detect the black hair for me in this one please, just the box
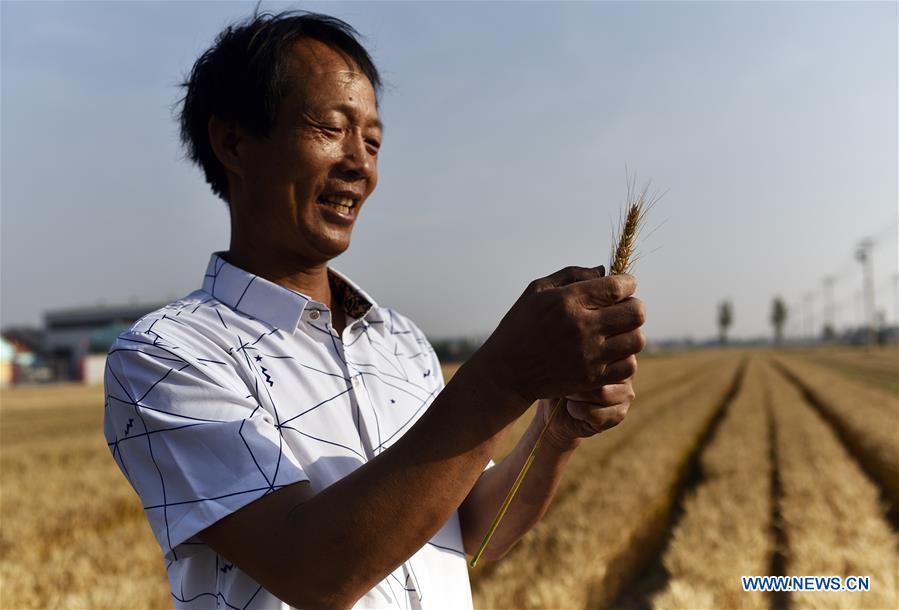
[176,9,382,201]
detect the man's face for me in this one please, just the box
[233,39,381,264]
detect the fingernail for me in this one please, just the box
[595,265,606,277]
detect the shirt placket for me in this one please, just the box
[344,319,426,606]
[339,320,382,461]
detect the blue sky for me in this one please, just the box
[2,1,896,342]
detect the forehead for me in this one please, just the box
[283,38,376,106]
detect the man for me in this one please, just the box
[103,9,645,610]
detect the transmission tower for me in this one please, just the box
[855,239,876,344]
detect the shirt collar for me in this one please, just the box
[201,251,382,333]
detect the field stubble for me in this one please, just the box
[473,350,899,609]
[766,363,898,609]
[471,354,745,608]
[645,357,773,610]
[0,384,170,609]
[774,354,899,515]
[793,346,898,395]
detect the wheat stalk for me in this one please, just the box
[469,176,656,568]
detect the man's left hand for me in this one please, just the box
[538,354,638,451]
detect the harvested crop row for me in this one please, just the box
[648,357,772,610]
[472,351,741,589]
[469,354,734,588]
[793,348,899,395]
[631,351,729,400]
[773,355,899,511]
[801,350,899,379]
[766,364,898,609]
[805,346,899,373]
[472,355,744,609]
[535,353,741,510]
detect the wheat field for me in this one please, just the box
[1,347,897,609]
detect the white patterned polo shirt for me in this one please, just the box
[103,251,477,610]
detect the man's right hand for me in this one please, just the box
[474,265,646,408]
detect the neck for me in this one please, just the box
[222,247,335,310]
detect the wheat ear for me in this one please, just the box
[610,203,642,274]
[610,174,655,274]
[468,179,654,568]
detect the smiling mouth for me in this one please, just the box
[318,194,358,215]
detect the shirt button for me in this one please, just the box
[309,310,320,320]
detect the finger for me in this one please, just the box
[566,401,629,432]
[566,274,636,308]
[533,265,605,291]
[568,382,634,407]
[599,356,637,384]
[597,298,646,335]
[600,328,646,363]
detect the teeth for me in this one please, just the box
[334,204,351,214]
[321,195,356,208]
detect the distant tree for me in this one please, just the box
[876,310,888,345]
[718,300,733,345]
[770,297,788,345]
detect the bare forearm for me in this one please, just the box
[458,406,579,560]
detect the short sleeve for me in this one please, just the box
[103,331,308,561]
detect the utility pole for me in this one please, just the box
[853,290,863,329]
[822,275,836,339]
[893,272,899,328]
[855,239,876,345]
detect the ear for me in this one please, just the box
[207,115,246,179]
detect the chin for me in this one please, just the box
[309,231,352,261]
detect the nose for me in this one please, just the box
[337,129,376,182]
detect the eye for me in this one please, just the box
[365,138,381,155]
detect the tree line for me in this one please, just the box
[717,297,788,345]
